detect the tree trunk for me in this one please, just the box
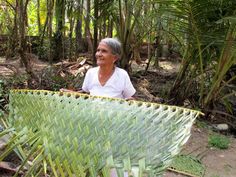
[75,0,83,54]
[84,0,93,52]
[48,0,54,63]
[37,0,41,35]
[154,36,161,68]
[93,0,99,65]
[75,19,83,53]
[54,0,65,61]
[68,4,75,61]
[6,0,18,59]
[18,0,38,84]
[107,17,113,37]
[39,15,48,55]
[132,44,142,64]
[102,16,106,39]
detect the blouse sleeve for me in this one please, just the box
[82,69,91,93]
[122,72,136,99]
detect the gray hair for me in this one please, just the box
[100,38,121,59]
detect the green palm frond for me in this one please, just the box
[2,89,202,176]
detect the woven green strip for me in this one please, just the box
[8,89,202,176]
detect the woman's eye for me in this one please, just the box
[96,49,108,53]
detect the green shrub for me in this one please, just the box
[208,134,230,149]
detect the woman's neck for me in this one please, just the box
[99,65,115,75]
[98,65,115,86]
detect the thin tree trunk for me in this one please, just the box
[37,0,41,35]
[154,19,162,68]
[18,0,38,84]
[48,0,54,63]
[98,23,102,41]
[107,17,113,37]
[132,44,142,64]
[102,16,106,39]
[69,16,75,60]
[93,0,99,65]
[75,0,83,54]
[75,19,83,53]
[84,0,93,52]
[39,15,48,52]
[6,0,18,59]
[54,0,65,61]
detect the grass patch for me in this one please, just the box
[208,134,230,149]
[170,155,205,177]
[210,175,220,177]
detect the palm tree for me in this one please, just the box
[166,0,236,117]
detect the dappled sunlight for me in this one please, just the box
[159,61,180,74]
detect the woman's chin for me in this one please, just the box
[97,62,105,66]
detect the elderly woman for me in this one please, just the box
[62,38,136,177]
[61,38,136,99]
[82,38,135,99]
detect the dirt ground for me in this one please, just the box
[164,125,236,177]
[1,57,236,177]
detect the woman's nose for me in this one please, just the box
[96,51,102,56]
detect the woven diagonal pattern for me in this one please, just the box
[9,89,202,176]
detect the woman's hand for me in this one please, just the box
[59,88,74,92]
[125,97,135,101]
[60,88,87,94]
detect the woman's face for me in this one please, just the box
[96,42,117,67]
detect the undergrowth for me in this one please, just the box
[208,133,230,149]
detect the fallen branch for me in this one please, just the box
[167,167,201,177]
[0,63,19,74]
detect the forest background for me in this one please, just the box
[0,0,235,128]
[0,0,236,176]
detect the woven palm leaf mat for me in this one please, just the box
[7,89,203,176]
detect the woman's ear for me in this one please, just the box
[113,56,118,63]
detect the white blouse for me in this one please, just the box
[82,67,136,99]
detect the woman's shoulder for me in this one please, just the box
[87,66,99,74]
[114,67,130,81]
[115,67,128,75]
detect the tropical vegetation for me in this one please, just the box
[0,0,236,176]
[0,0,235,117]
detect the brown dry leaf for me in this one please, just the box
[0,161,23,174]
